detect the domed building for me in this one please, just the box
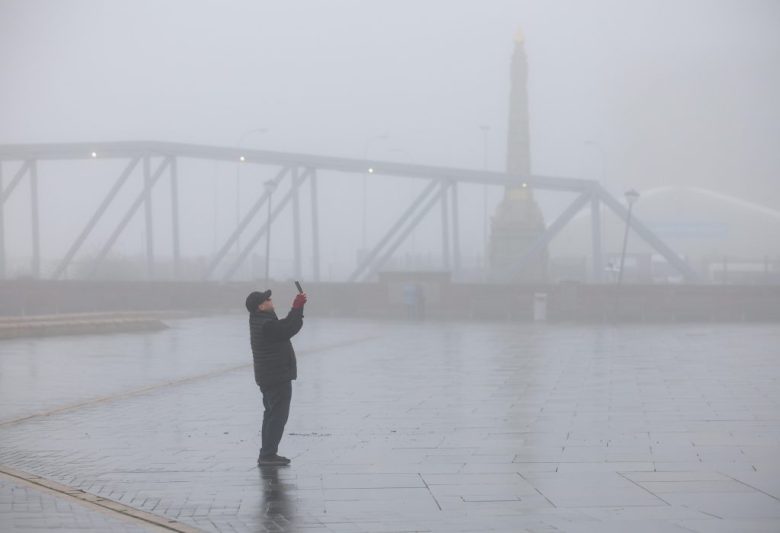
[549,186,780,283]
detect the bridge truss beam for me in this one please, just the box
[0,142,699,283]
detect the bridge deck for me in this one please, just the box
[0,140,595,191]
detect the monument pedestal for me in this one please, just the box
[489,187,547,283]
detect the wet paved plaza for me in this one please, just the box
[1,315,780,532]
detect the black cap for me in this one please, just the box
[245,290,272,312]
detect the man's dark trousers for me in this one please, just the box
[260,381,292,457]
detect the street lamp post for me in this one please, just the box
[617,189,640,285]
[235,128,269,255]
[480,125,491,274]
[361,134,388,255]
[264,179,277,288]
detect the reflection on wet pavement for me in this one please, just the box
[257,466,295,532]
[1,317,780,531]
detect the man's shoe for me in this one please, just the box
[257,454,291,466]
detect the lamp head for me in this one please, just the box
[625,189,640,205]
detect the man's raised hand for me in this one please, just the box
[292,293,307,309]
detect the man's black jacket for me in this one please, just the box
[249,307,303,390]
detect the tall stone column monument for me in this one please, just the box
[489,29,548,283]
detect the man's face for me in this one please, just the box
[259,298,274,312]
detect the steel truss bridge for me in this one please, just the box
[0,141,699,283]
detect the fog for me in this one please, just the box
[1,0,779,282]
[3,5,780,527]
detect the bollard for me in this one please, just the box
[533,292,547,321]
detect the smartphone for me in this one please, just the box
[295,281,303,294]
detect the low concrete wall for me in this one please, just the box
[0,312,169,339]
[0,280,778,322]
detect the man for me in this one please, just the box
[246,289,307,466]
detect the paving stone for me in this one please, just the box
[1,318,779,531]
[0,474,153,532]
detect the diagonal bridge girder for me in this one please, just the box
[364,180,450,282]
[349,179,441,282]
[88,157,172,278]
[221,168,311,282]
[51,156,141,280]
[203,166,291,280]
